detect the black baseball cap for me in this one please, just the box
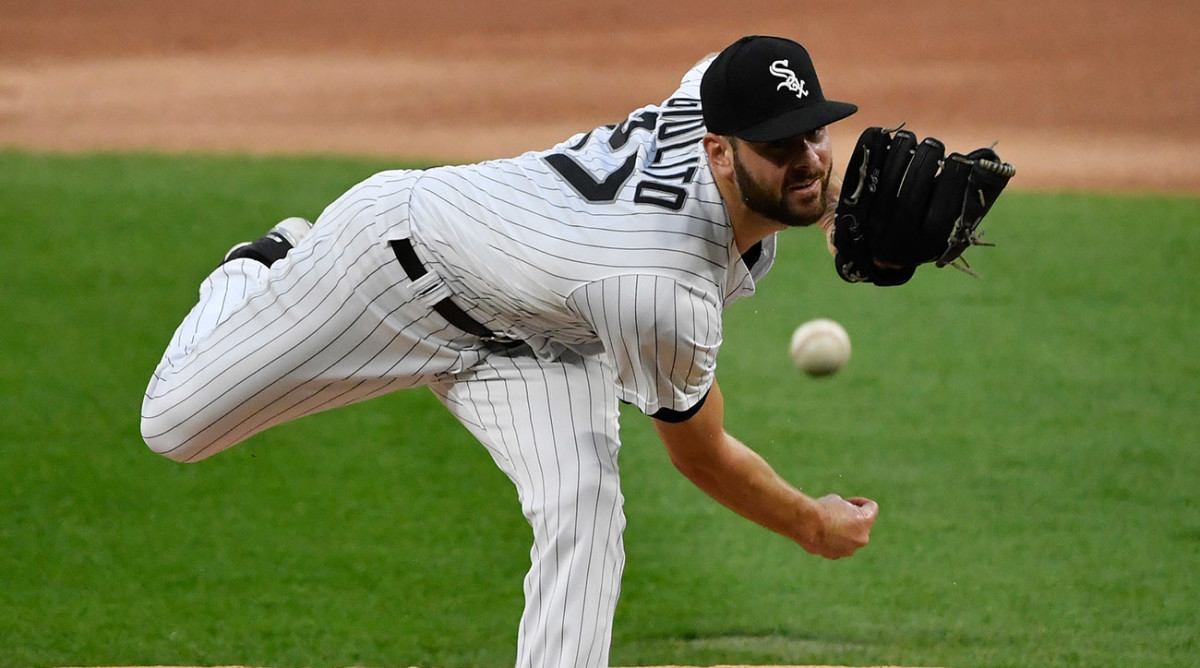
[701,35,857,142]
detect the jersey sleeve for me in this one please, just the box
[566,274,722,417]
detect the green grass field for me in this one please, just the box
[1,150,1197,668]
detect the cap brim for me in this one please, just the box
[732,101,858,142]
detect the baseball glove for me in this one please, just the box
[831,125,1016,286]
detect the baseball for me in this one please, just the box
[789,318,851,377]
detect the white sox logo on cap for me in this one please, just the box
[769,59,808,99]
[701,35,857,141]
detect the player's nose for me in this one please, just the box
[791,137,821,167]
[787,148,822,179]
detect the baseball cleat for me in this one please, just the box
[223,217,313,266]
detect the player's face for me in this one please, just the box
[731,128,833,227]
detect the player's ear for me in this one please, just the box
[703,134,735,177]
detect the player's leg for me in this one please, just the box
[142,177,481,462]
[431,348,625,668]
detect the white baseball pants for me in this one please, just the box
[141,177,627,668]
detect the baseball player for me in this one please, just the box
[142,36,880,668]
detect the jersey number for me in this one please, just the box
[544,111,690,212]
[543,153,637,203]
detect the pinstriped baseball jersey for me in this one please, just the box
[373,56,777,415]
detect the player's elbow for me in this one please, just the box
[667,452,713,491]
[661,428,731,486]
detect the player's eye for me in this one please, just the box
[757,140,792,159]
[774,129,827,155]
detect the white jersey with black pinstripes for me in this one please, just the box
[378,55,776,416]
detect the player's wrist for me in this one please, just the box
[791,494,831,553]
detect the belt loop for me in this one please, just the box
[389,239,518,345]
[409,272,454,308]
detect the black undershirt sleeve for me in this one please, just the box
[649,387,711,423]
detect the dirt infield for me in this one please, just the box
[2,0,1198,193]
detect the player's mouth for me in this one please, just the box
[787,178,820,195]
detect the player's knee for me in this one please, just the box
[142,418,196,463]
[581,472,623,510]
[550,469,625,530]
[140,410,224,463]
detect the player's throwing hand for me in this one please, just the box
[808,494,880,559]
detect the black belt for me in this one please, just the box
[389,239,515,344]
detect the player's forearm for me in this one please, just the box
[667,429,828,549]
[653,384,828,550]
[655,381,876,559]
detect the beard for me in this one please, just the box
[732,153,830,228]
